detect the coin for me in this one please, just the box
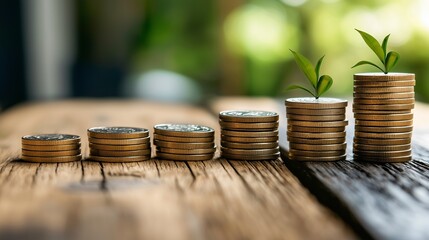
[353,86,414,93]
[353,149,411,157]
[220,121,278,130]
[353,92,414,99]
[288,149,345,157]
[157,147,217,155]
[285,97,348,109]
[22,149,81,157]
[22,134,80,145]
[21,154,82,163]
[355,119,413,127]
[355,126,413,133]
[353,137,411,145]
[289,142,346,151]
[87,127,149,139]
[154,124,214,138]
[287,131,346,139]
[154,134,213,143]
[89,143,150,151]
[353,109,412,114]
[154,140,215,149]
[90,149,151,157]
[354,113,413,121]
[288,137,345,145]
[353,80,415,87]
[286,108,345,115]
[286,113,345,121]
[287,125,345,133]
[222,152,280,161]
[288,120,348,127]
[353,155,412,163]
[221,147,279,155]
[221,141,278,149]
[354,131,412,139]
[22,143,80,151]
[353,103,414,111]
[89,155,151,162]
[221,129,278,137]
[353,144,411,151]
[221,135,278,143]
[354,73,415,81]
[156,152,214,161]
[353,98,415,105]
[88,137,150,145]
[288,154,346,161]
[219,110,279,123]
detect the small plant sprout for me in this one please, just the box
[288,50,333,99]
[352,29,400,74]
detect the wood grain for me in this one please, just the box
[0,99,354,240]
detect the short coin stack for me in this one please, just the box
[21,134,82,163]
[219,110,280,161]
[353,73,415,162]
[154,124,215,161]
[286,98,348,161]
[88,127,151,162]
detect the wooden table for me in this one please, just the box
[0,98,428,240]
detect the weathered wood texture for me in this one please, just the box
[211,97,429,240]
[0,99,354,240]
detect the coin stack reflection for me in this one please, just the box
[220,110,280,161]
[154,124,216,161]
[88,127,151,162]
[286,98,348,161]
[353,73,415,162]
[21,134,82,163]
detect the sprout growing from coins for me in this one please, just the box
[352,29,400,74]
[287,50,333,99]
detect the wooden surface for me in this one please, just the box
[0,99,355,240]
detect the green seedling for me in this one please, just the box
[287,50,333,99]
[352,29,400,74]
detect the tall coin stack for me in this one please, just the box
[88,127,151,162]
[353,73,415,162]
[154,124,216,161]
[21,134,82,163]
[286,98,348,161]
[219,110,280,161]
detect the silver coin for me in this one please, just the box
[88,127,149,134]
[154,124,214,133]
[22,134,80,141]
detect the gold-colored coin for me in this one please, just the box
[154,140,215,149]
[219,110,279,123]
[22,134,80,146]
[355,126,413,133]
[353,149,411,157]
[154,124,214,138]
[353,92,414,99]
[353,98,415,105]
[353,137,411,145]
[287,131,346,139]
[288,154,346,162]
[353,155,412,163]
[286,108,345,116]
[289,142,346,151]
[354,80,415,87]
[221,129,278,138]
[354,113,413,121]
[353,103,414,111]
[221,152,280,161]
[353,143,411,151]
[288,120,348,128]
[22,149,81,157]
[90,149,151,157]
[288,137,345,145]
[221,135,278,143]
[221,147,279,155]
[354,73,414,81]
[354,131,412,139]
[286,113,345,121]
[89,143,150,151]
[288,149,345,157]
[353,86,414,93]
[285,97,347,109]
[156,152,214,161]
[87,127,149,139]
[355,119,413,127]
[287,125,345,133]
[353,109,412,114]
[22,143,80,151]
[157,147,216,155]
[21,154,82,163]
[220,121,278,130]
[89,137,150,145]
[154,134,213,143]
[88,155,151,162]
[221,141,278,149]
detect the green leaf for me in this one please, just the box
[315,55,325,80]
[352,60,385,73]
[385,51,400,73]
[286,84,316,98]
[356,29,385,64]
[316,75,333,98]
[290,50,317,88]
[381,34,390,58]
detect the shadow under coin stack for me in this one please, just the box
[88,127,151,162]
[286,98,348,161]
[21,134,82,163]
[154,124,216,161]
[353,73,415,162]
[220,110,280,161]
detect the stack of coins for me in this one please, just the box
[154,124,215,161]
[21,134,82,163]
[353,73,415,162]
[286,98,348,161]
[88,127,151,162]
[219,110,280,161]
